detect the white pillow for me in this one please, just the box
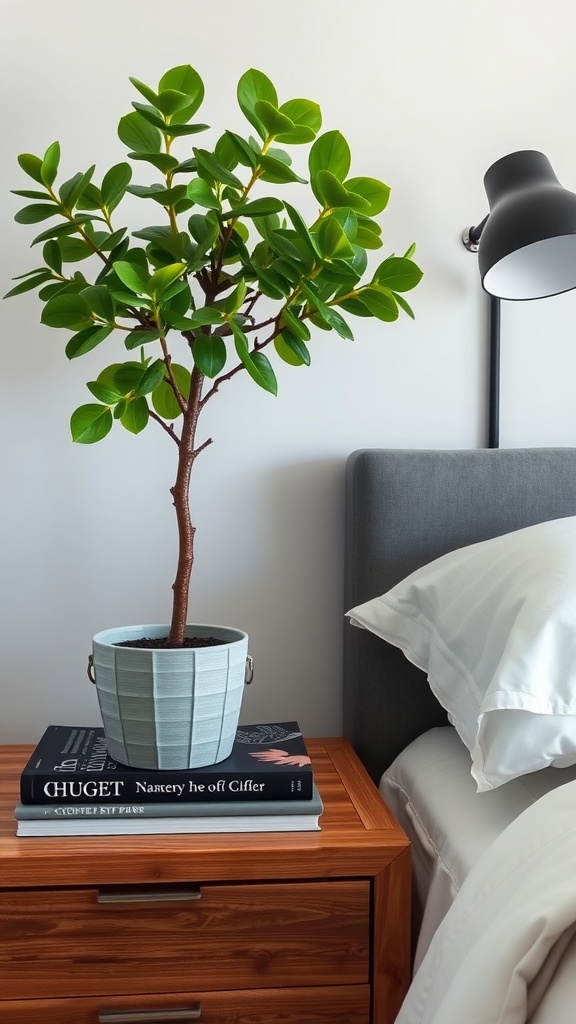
[346,516,576,791]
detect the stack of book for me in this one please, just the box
[15,722,323,836]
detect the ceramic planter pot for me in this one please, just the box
[90,623,250,770]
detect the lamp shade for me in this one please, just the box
[478,150,576,300]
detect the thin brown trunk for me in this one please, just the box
[168,367,205,644]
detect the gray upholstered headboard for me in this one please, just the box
[343,448,576,784]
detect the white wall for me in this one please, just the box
[2,0,576,743]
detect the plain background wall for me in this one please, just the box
[2,0,576,743]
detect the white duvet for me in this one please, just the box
[396,777,576,1024]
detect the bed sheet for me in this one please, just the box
[380,725,576,971]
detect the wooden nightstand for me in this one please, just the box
[0,737,410,1024]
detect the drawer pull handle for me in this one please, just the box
[97,888,201,904]
[99,1007,201,1023]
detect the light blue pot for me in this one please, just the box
[91,624,249,770]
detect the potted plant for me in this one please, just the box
[6,63,422,770]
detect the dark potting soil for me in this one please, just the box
[115,636,226,650]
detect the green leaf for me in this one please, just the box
[299,280,354,340]
[71,404,113,443]
[41,293,92,329]
[357,285,399,321]
[11,188,50,200]
[17,153,44,184]
[113,260,150,295]
[118,111,161,153]
[280,307,311,341]
[314,171,371,212]
[129,76,159,107]
[65,325,113,358]
[121,396,149,434]
[87,380,123,403]
[129,151,180,174]
[345,176,390,216]
[275,331,311,366]
[279,98,322,135]
[254,100,297,138]
[152,363,191,418]
[158,65,205,118]
[3,271,52,298]
[223,131,258,168]
[124,328,161,350]
[394,292,416,319]
[193,333,227,377]
[41,141,61,187]
[373,256,423,292]
[283,203,320,257]
[223,197,284,220]
[258,154,307,185]
[308,130,351,182]
[60,165,96,211]
[153,89,192,118]
[237,68,278,140]
[218,279,247,316]
[57,236,93,263]
[14,203,59,224]
[193,148,244,189]
[187,307,224,327]
[80,285,116,321]
[231,321,278,394]
[98,227,128,253]
[113,363,145,395]
[148,263,186,299]
[101,163,132,210]
[135,358,165,396]
[186,177,221,210]
[404,242,416,259]
[317,216,355,260]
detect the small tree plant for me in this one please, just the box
[6,64,422,647]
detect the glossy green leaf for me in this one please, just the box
[87,380,123,403]
[218,279,246,315]
[124,328,161,350]
[255,266,291,299]
[135,358,165,397]
[193,148,243,190]
[237,68,278,139]
[275,331,311,366]
[76,182,102,211]
[14,203,59,224]
[152,363,191,418]
[345,176,390,216]
[17,153,44,184]
[404,242,416,259]
[158,65,205,117]
[223,131,258,168]
[121,396,149,434]
[11,188,50,200]
[299,280,354,340]
[71,404,113,443]
[57,236,92,263]
[280,307,311,341]
[394,292,415,319]
[3,271,52,298]
[101,163,132,210]
[154,89,192,118]
[41,141,61,187]
[65,325,113,358]
[113,260,150,295]
[41,293,92,329]
[314,171,371,212]
[187,307,224,327]
[317,216,355,260]
[231,321,277,394]
[254,100,297,138]
[98,227,128,253]
[61,166,96,211]
[373,256,423,292]
[186,177,221,210]
[355,217,384,250]
[147,263,186,299]
[80,285,116,321]
[113,363,145,395]
[193,333,227,377]
[129,151,179,174]
[357,285,399,321]
[308,130,351,182]
[223,197,284,220]
[283,203,320,257]
[279,98,322,134]
[129,76,159,107]
[118,111,161,153]
[258,154,307,185]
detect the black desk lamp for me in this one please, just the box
[462,150,576,447]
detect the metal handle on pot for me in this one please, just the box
[88,653,96,684]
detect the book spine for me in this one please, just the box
[20,770,313,805]
[15,789,322,820]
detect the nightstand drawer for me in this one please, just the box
[0,882,370,999]
[0,984,371,1023]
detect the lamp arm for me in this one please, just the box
[462,214,489,252]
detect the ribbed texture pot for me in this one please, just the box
[92,624,249,769]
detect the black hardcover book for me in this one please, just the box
[20,723,314,805]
